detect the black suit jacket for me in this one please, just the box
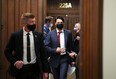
[72,33,80,54]
[4,29,49,77]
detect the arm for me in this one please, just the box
[4,33,17,65]
[67,31,77,63]
[39,33,49,72]
[44,32,57,54]
[67,30,72,53]
[4,32,25,69]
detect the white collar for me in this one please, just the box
[56,28,64,33]
[23,27,33,36]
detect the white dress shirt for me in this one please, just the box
[56,29,66,55]
[23,28,36,64]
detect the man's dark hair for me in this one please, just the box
[55,16,64,22]
[45,16,53,23]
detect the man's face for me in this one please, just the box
[47,21,51,27]
[27,18,36,25]
[25,18,36,31]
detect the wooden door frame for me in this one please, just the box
[80,0,103,79]
[0,0,2,69]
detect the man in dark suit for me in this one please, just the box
[4,13,49,79]
[44,16,72,79]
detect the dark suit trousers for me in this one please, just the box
[51,56,69,79]
[16,63,40,79]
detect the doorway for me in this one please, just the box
[46,0,80,38]
[1,0,103,79]
[46,0,80,79]
[46,0,103,79]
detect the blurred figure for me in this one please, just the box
[43,16,54,79]
[43,16,53,40]
[44,16,72,79]
[72,22,81,79]
[4,13,49,79]
[73,23,81,54]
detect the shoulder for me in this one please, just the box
[44,30,56,38]
[32,30,44,38]
[43,26,47,30]
[33,30,42,35]
[51,29,56,32]
[64,29,71,33]
[7,29,23,40]
[48,29,56,34]
[11,29,23,36]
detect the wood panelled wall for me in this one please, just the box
[1,0,45,79]
[47,0,80,38]
[47,0,80,15]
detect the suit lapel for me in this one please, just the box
[54,30,59,46]
[64,30,68,47]
[32,31,38,53]
[18,30,23,59]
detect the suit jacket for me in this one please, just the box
[4,29,49,77]
[72,33,80,54]
[44,29,72,68]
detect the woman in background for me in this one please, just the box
[72,23,81,79]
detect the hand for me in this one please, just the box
[70,62,76,66]
[48,57,50,62]
[15,60,24,69]
[69,52,77,58]
[43,72,48,79]
[77,29,80,33]
[56,47,65,53]
[76,36,80,40]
